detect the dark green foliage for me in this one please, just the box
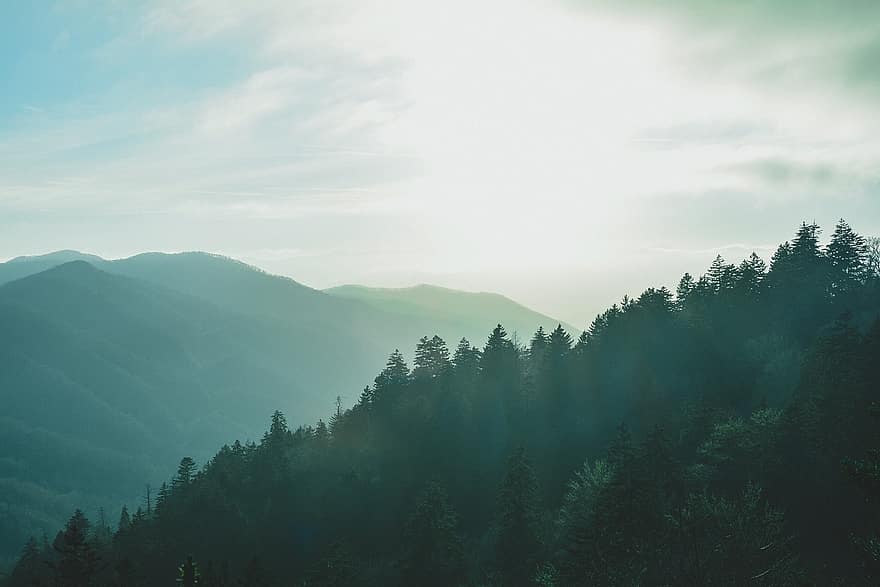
[0,252,571,562]
[6,538,47,587]
[400,483,464,586]
[496,448,542,586]
[117,506,130,532]
[6,219,880,586]
[413,335,452,380]
[172,457,197,492]
[49,510,99,587]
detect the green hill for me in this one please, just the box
[0,254,575,563]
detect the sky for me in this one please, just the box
[2,0,880,326]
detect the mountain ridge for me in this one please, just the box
[0,253,577,563]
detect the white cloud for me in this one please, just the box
[4,0,880,323]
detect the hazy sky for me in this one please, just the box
[2,1,880,326]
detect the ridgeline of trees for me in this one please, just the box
[4,220,880,586]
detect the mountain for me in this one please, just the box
[0,261,314,559]
[326,284,578,344]
[0,251,576,360]
[0,250,109,285]
[0,253,575,564]
[5,220,879,585]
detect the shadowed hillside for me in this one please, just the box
[0,255,571,565]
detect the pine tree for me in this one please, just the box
[867,237,880,280]
[172,457,197,492]
[736,252,767,298]
[452,338,481,384]
[155,482,170,516]
[547,325,572,362]
[670,484,797,584]
[792,221,821,259]
[262,410,290,447]
[497,448,542,586]
[557,459,613,581]
[373,349,409,401]
[707,255,727,292]
[400,482,464,586]
[827,218,868,296]
[413,335,451,379]
[357,385,374,407]
[543,325,573,417]
[51,510,98,587]
[844,402,880,580]
[481,324,518,385]
[675,272,695,309]
[118,505,131,532]
[93,507,112,549]
[314,419,329,443]
[8,537,45,587]
[529,327,549,370]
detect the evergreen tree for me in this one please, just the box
[792,221,821,259]
[373,349,409,401]
[172,457,197,492]
[314,419,329,443]
[827,218,868,296]
[11,218,880,586]
[117,506,131,532]
[413,335,451,379]
[675,272,695,308]
[357,385,374,407]
[556,459,613,581]
[707,255,730,292]
[482,324,516,376]
[497,448,542,586]
[8,537,45,587]
[400,483,464,586]
[736,252,767,298]
[867,236,880,280]
[156,482,170,516]
[452,338,481,384]
[670,484,798,585]
[51,510,98,587]
[262,410,290,448]
[528,327,549,371]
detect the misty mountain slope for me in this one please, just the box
[0,262,322,557]
[0,256,577,563]
[326,283,579,343]
[0,250,576,359]
[0,251,109,286]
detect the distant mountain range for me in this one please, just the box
[0,251,573,562]
[325,283,579,343]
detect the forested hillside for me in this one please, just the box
[4,220,880,586]
[0,253,568,568]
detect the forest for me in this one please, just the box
[3,219,880,586]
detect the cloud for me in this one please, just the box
[726,158,847,188]
[4,0,880,323]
